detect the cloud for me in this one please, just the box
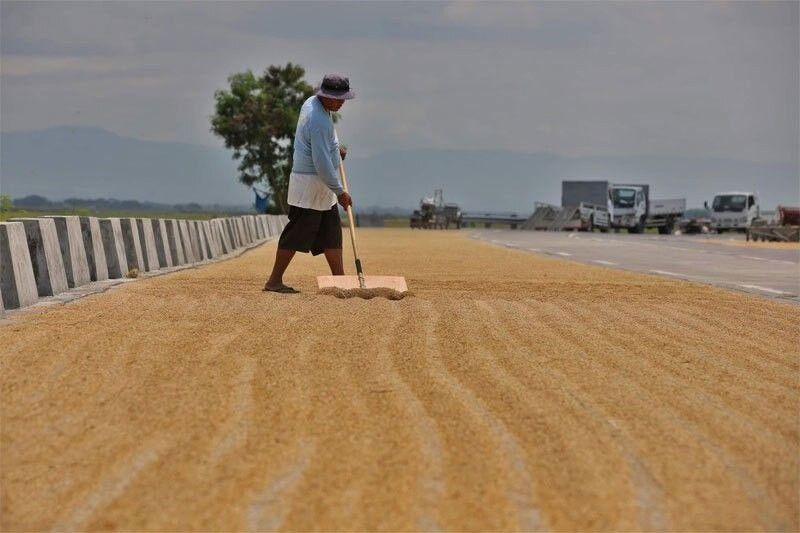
[0,0,797,169]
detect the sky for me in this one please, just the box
[1,1,798,196]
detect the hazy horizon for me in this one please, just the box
[2,1,798,211]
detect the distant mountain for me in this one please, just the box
[0,126,251,206]
[1,126,797,214]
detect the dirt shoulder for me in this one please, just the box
[1,229,797,530]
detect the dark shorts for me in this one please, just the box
[278,205,342,256]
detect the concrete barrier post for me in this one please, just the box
[249,215,257,241]
[0,222,39,309]
[119,218,145,273]
[151,219,173,268]
[259,215,272,239]
[136,219,160,272]
[178,220,196,263]
[267,215,279,237]
[10,218,69,297]
[198,221,212,259]
[99,218,129,279]
[237,218,249,245]
[214,220,232,254]
[48,216,91,288]
[201,221,217,258]
[186,221,202,261]
[247,216,257,241]
[255,216,264,239]
[225,219,239,249]
[79,217,109,282]
[193,221,208,261]
[166,220,186,265]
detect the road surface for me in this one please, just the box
[2,229,798,530]
[473,230,800,303]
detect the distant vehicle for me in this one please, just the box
[704,191,760,233]
[410,189,462,229]
[562,181,686,234]
[747,205,800,242]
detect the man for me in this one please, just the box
[263,74,355,293]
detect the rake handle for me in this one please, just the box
[338,158,366,289]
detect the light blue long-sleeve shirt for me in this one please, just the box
[291,96,343,195]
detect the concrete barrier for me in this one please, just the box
[250,215,258,240]
[226,219,235,249]
[225,218,242,250]
[120,218,145,272]
[267,216,280,237]
[79,217,109,282]
[151,219,173,268]
[48,216,91,288]
[136,219,160,272]
[198,221,212,259]
[0,222,38,309]
[256,216,265,239]
[213,219,232,254]
[193,221,208,261]
[10,218,69,298]
[99,218,129,279]
[178,220,196,263]
[201,221,218,258]
[247,215,257,241]
[186,221,202,261]
[255,215,265,239]
[235,218,249,245]
[259,215,273,239]
[165,220,186,265]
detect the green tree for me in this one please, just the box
[211,63,329,214]
[0,194,12,218]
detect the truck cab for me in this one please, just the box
[607,185,648,232]
[706,191,760,232]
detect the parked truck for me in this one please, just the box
[703,191,761,233]
[562,180,686,234]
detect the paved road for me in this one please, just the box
[472,230,800,303]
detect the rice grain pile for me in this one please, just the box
[1,228,797,531]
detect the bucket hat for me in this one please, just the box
[315,74,355,100]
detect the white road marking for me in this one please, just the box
[742,255,796,265]
[593,260,617,266]
[649,269,684,277]
[555,252,572,257]
[738,284,789,295]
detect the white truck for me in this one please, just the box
[704,191,761,233]
[563,181,686,234]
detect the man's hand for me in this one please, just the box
[337,192,352,209]
[340,145,348,161]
